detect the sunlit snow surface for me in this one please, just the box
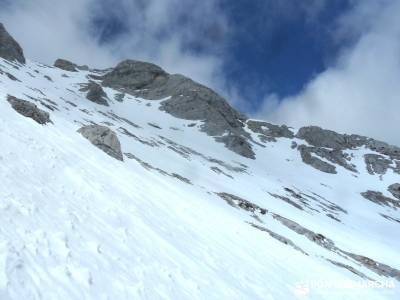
[0,58,399,299]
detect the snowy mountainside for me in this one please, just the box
[0,24,399,299]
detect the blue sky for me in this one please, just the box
[89,0,351,111]
[1,0,400,145]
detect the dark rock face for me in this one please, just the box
[309,146,357,172]
[0,23,25,64]
[247,120,294,142]
[54,59,78,72]
[342,252,400,280]
[297,126,351,149]
[102,60,168,90]
[216,192,267,215]
[80,82,109,106]
[7,95,51,124]
[296,126,400,175]
[364,154,392,175]
[297,126,400,159]
[388,183,400,200]
[272,214,337,250]
[250,223,308,255]
[215,134,255,159]
[298,145,337,174]
[102,60,255,159]
[361,190,399,209]
[78,125,123,161]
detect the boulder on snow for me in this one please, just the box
[80,82,109,106]
[78,125,123,161]
[388,183,400,200]
[54,58,79,72]
[0,23,25,64]
[7,95,51,124]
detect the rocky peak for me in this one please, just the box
[102,59,168,91]
[54,58,89,72]
[0,23,25,64]
[102,60,255,159]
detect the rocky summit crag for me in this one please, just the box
[0,23,25,64]
[102,59,254,158]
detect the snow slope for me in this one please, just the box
[0,57,399,299]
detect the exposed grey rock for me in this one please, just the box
[361,190,399,210]
[272,214,337,251]
[247,120,294,142]
[0,23,25,64]
[268,192,305,211]
[108,112,141,128]
[298,145,337,174]
[158,136,248,173]
[388,183,400,200]
[124,152,191,184]
[249,223,308,255]
[342,252,400,280]
[80,82,109,106]
[7,95,51,125]
[78,125,123,161]
[297,126,400,160]
[77,65,89,71]
[215,134,255,159]
[216,192,267,215]
[54,59,78,72]
[291,141,297,149]
[118,127,159,147]
[380,214,400,224]
[114,93,125,102]
[210,166,234,179]
[148,122,161,129]
[326,259,370,279]
[364,154,392,175]
[5,72,20,81]
[124,152,168,175]
[102,59,168,91]
[312,147,357,172]
[297,126,351,149]
[366,139,400,160]
[102,60,254,159]
[171,173,192,185]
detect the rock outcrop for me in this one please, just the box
[54,59,79,72]
[364,154,392,175]
[0,23,25,64]
[388,183,400,200]
[80,82,109,106]
[297,126,400,159]
[78,125,123,161]
[361,190,399,209]
[102,60,168,91]
[247,120,294,142]
[7,95,51,124]
[296,126,400,175]
[102,60,255,159]
[298,145,337,174]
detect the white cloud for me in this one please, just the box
[260,0,400,146]
[0,0,227,89]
